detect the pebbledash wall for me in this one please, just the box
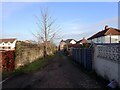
[15,41,44,69]
[93,43,120,86]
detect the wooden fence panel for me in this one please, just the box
[72,48,92,71]
[1,50,15,72]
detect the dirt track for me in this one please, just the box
[2,52,106,89]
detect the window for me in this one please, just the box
[2,47,5,49]
[8,47,11,49]
[8,42,11,45]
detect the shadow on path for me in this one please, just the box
[3,51,106,89]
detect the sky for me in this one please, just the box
[1,1,119,45]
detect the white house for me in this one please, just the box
[65,39,76,44]
[59,39,77,51]
[65,39,77,51]
[87,26,120,43]
[0,38,17,51]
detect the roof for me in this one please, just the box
[60,39,66,43]
[0,38,16,43]
[65,39,76,44]
[68,44,81,48]
[87,27,120,40]
[77,38,88,44]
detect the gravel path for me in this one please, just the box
[2,52,105,89]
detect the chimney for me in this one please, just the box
[105,25,108,30]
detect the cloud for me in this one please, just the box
[0,32,33,40]
[61,19,84,35]
[94,17,118,28]
[80,17,118,39]
[85,17,118,33]
[61,17,118,40]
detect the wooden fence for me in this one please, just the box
[0,50,15,71]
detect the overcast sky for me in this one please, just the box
[1,1,119,45]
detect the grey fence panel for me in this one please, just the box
[86,49,92,71]
[84,48,87,69]
[72,49,74,60]
[71,48,92,71]
[75,49,77,62]
[77,49,79,63]
[81,49,84,67]
[74,49,76,61]
[78,49,81,64]
[76,49,78,62]
[73,49,75,61]
[74,48,76,62]
[80,48,82,65]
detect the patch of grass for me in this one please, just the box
[2,54,55,79]
[22,55,54,73]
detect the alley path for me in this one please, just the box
[3,52,105,89]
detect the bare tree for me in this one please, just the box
[32,8,61,57]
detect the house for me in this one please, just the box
[59,39,77,51]
[65,39,76,45]
[0,38,17,51]
[87,26,120,43]
[59,40,66,51]
[77,37,88,44]
[64,39,77,52]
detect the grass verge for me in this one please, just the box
[2,54,55,80]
